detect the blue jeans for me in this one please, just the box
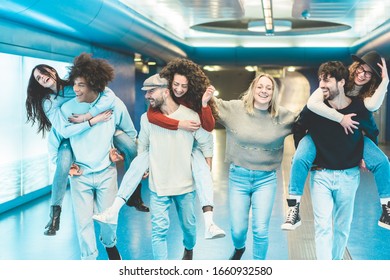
[113,132,137,171]
[228,164,277,260]
[310,167,360,260]
[117,148,214,207]
[70,165,118,260]
[51,138,73,206]
[363,137,390,198]
[289,135,390,198]
[150,190,196,260]
[191,147,214,207]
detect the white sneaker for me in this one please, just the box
[205,223,226,239]
[92,207,118,225]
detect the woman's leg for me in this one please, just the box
[281,134,317,230]
[113,132,149,212]
[191,148,225,239]
[45,138,73,236]
[251,170,277,260]
[228,164,251,260]
[362,136,390,230]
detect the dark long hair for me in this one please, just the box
[159,58,219,120]
[25,64,71,137]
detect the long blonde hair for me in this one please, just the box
[241,73,279,117]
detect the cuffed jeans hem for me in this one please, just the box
[81,250,98,260]
[100,236,117,249]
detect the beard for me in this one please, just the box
[149,97,164,108]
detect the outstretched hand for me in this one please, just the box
[202,85,215,107]
[340,113,359,134]
[379,57,388,80]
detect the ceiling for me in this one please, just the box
[120,0,389,48]
[0,0,389,67]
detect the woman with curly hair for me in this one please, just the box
[94,58,226,241]
[281,50,390,231]
[147,58,224,240]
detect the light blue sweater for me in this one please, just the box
[60,94,137,174]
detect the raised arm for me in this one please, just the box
[307,87,359,134]
[363,57,389,111]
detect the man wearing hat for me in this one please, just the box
[139,73,213,260]
[282,51,390,232]
[293,61,379,259]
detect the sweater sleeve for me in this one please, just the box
[194,128,214,158]
[137,114,150,154]
[307,87,344,123]
[147,107,179,130]
[44,98,90,139]
[88,87,116,117]
[363,77,389,111]
[198,105,215,132]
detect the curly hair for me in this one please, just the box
[345,61,381,100]
[26,64,72,137]
[68,53,115,93]
[159,58,218,120]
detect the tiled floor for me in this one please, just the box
[0,130,389,260]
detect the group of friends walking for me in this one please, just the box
[25,50,389,260]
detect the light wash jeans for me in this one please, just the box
[117,147,214,207]
[70,165,118,260]
[51,138,73,206]
[289,135,390,198]
[310,167,360,260]
[150,190,196,260]
[50,133,136,206]
[228,163,277,260]
[113,132,137,171]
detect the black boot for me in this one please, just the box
[182,248,193,260]
[229,247,245,260]
[126,183,150,212]
[44,205,61,236]
[106,245,121,260]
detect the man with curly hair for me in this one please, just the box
[60,53,137,260]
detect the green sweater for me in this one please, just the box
[216,98,297,171]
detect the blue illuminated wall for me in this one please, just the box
[0,53,71,209]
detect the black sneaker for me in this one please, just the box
[378,202,390,230]
[281,199,302,231]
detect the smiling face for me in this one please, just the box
[353,63,373,86]
[33,67,57,91]
[171,74,189,98]
[319,73,343,100]
[145,87,166,108]
[253,76,274,110]
[73,77,97,103]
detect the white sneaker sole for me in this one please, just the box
[205,232,226,239]
[92,214,117,225]
[281,220,302,231]
[378,221,390,230]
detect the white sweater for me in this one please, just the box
[138,105,213,196]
